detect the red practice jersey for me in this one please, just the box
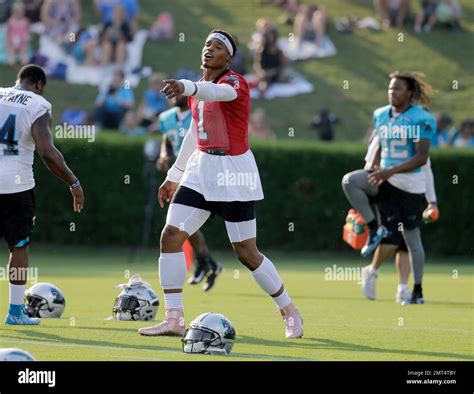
[189,70,250,155]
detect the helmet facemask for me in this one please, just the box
[182,326,225,354]
[24,293,49,318]
[24,283,66,318]
[112,275,159,321]
[182,313,236,355]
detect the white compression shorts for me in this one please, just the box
[166,203,257,243]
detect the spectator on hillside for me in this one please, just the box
[149,11,174,41]
[293,4,327,47]
[23,0,43,23]
[276,0,300,13]
[41,0,81,43]
[452,120,474,148]
[431,113,452,148]
[99,4,131,65]
[6,2,30,67]
[70,27,99,65]
[434,0,462,30]
[254,27,288,96]
[374,0,411,28]
[230,36,247,75]
[415,0,462,33]
[94,69,134,130]
[137,73,167,132]
[414,0,437,33]
[0,0,14,23]
[249,108,276,139]
[94,0,139,34]
[248,17,274,54]
[311,108,338,141]
[120,110,147,135]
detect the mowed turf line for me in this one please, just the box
[0,246,472,361]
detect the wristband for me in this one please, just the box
[69,179,81,189]
[180,79,198,96]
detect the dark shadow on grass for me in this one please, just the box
[309,338,474,361]
[0,330,182,354]
[405,27,474,75]
[238,334,473,360]
[237,293,474,307]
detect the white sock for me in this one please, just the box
[164,292,183,309]
[159,252,187,290]
[369,266,378,275]
[251,256,285,296]
[398,283,409,292]
[9,283,26,305]
[272,289,292,309]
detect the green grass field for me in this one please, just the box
[0,245,472,361]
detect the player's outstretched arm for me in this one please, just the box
[31,112,84,213]
[162,79,237,102]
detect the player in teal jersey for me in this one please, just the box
[156,95,222,292]
[343,71,435,305]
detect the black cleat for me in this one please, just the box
[187,261,209,285]
[402,292,424,305]
[202,262,223,292]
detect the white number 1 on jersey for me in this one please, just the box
[197,101,208,140]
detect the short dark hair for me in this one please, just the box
[17,64,47,86]
[209,29,237,56]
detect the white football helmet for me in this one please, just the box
[24,282,65,318]
[113,274,159,321]
[182,312,236,355]
[0,348,36,361]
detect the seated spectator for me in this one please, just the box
[230,36,247,75]
[311,108,338,141]
[276,0,300,13]
[99,4,131,65]
[249,108,276,139]
[452,120,474,148]
[0,0,14,23]
[94,69,134,130]
[293,4,327,47]
[435,0,462,30]
[6,2,29,67]
[248,17,274,54]
[414,0,437,33]
[149,11,174,41]
[137,73,167,132]
[120,110,146,136]
[432,113,452,148]
[274,0,300,25]
[253,28,288,95]
[374,0,411,28]
[70,27,99,65]
[40,0,81,44]
[23,0,43,23]
[94,0,139,34]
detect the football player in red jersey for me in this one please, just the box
[138,30,302,340]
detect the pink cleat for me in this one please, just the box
[280,303,303,339]
[138,308,185,337]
